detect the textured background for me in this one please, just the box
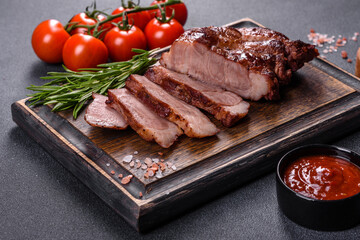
[1,0,360,239]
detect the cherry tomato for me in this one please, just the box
[31,19,70,63]
[149,0,188,25]
[62,34,108,71]
[104,25,147,62]
[112,7,152,30]
[68,13,111,39]
[144,17,184,49]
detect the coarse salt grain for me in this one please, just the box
[123,155,133,163]
[151,163,159,171]
[171,165,177,171]
[155,171,163,179]
[134,151,138,155]
[121,175,133,185]
[106,163,110,167]
[159,162,166,171]
[144,157,152,167]
[341,50,348,59]
[152,158,159,163]
[141,164,147,170]
[148,169,155,177]
[129,161,135,168]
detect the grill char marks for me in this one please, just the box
[145,66,250,127]
[238,27,319,85]
[160,26,318,100]
[84,93,128,130]
[107,89,182,148]
[126,74,219,138]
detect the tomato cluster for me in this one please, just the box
[31,1,187,71]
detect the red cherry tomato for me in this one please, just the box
[144,17,184,49]
[68,13,112,39]
[31,19,70,63]
[104,25,147,62]
[112,7,152,30]
[62,34,108,71]
[149,0,188,25]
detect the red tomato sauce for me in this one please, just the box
[283,155,360,200]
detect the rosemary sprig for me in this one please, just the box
[27,48,158,119]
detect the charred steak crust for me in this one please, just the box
[145,66,250,127]
[160,26,318,100]
[238,27,319,84]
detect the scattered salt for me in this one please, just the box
[148,170,155,177]
[155,171,163,179]
[171,165,177,171]
[134,151,138,155]
[106,163,110,167]
[123,155,133,163]
[152,158,159,163]
[129,161,135,168]
[144,157,152,167]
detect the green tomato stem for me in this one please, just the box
[66,0,183,36]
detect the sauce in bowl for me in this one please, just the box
[283,155,360,200]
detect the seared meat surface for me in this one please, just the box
[84,93,128,130]
[160,26,318,100]
[145,66,250,127]
[107,89,182,148]
[126,74,219,138]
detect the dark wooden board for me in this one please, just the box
[11,18,360,232]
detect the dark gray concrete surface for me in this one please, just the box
[1,0,360,239]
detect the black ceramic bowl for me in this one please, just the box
[276,144,360,231]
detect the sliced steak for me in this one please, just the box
[160,26,318,100]
[107,89,182,148]
[126,74,219,138]
[84,93,128,130]
[145,66,250,127]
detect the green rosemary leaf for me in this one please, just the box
[27,49,158,119]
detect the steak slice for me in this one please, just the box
[145,66,250,127]
[126,74,219,138]
[84,93,128,130]
[160,26,318,100]
[107,89,182,148]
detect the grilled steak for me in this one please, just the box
[126,74,219,138]
[145,66,250,127]
[160,26,318,100]
[107,89,182,148]
[84,93,128,130]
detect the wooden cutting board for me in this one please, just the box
[11,18,360,232]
